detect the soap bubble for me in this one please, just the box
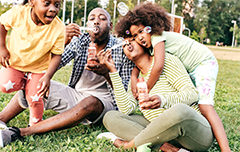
[117,2,129,16]
[144,26,152,33]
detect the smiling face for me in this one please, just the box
[29,0,61,26]
[130,24,152,48]
[87,8,113,44]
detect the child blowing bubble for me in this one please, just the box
[0,0,65,126]
[114,2,231,151]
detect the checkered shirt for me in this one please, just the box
[58,33,135,109]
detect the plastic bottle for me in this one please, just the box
[137,77,149,108]
[87,42,97,64]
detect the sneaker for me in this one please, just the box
[97,132,122,143]
[0,121,7,130]
[18,90,28,109]
[0,126,22,147]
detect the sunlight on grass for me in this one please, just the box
[0,48,239,151]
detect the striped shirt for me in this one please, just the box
[58,33,135,108]
[109,53,200,122]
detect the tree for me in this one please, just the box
[199,27,207,43]
[58,0,100,25]
[230,25,240,46]
[190,30,199,42]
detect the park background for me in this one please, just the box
[0,0,240,151]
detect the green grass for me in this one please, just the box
[0,47,240,151]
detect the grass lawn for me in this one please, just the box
[0,46,239,151]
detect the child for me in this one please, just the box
[114,2,231,152]
[0,0,65,126]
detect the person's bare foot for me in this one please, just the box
[114,139,135,149]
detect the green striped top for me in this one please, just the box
[109,53,200,122]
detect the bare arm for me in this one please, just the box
[147,42,165,91]
[38,54,62,97]
[131,67,140,99]
[0,23,10,67]
[199,104,231,152]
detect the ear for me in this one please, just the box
[29,0,34,7]
[109,22,113,30]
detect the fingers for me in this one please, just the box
[0,57,10,68]
[37,82,49,98]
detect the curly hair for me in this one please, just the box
[22,0,28,5]
[115,2,172,38]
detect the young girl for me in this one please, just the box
[0,0,65,126]
[114,2,231,152]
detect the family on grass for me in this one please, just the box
[0,1,231,151]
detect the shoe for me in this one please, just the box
[0,121,7,130]
[18,90,28,109]
[0,126,22,147]
[97,132,122,143]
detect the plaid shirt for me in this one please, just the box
[59,33,135,108]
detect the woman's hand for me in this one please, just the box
[65,23,82,46]
[97,49,117,73]
[140,95,161,110]
[0,47,10,68]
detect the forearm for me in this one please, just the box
[45,54,62,79]
[147,65,163,91]
[0,23,7,48]
[109,72,137,114]
[199,104,231,152]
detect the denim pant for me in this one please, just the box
[103,104,214,151]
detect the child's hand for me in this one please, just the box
[0,47,10,68]
[37,75,50,98]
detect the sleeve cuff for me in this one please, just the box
[158,95,166,108]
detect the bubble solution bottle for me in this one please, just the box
[137,77,149,108]
[87,42,97,64]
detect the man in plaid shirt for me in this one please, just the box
[0,8,135,147]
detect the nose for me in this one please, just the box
[93,18,100,25]
[49,4,57,13]
[138,34,143,41]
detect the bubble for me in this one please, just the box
[87,21,94,28]
[125,30,130,35]
[117,2,129,16]
[144,26,152,33]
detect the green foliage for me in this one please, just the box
[230,25,240,46]
[190,30,200,42]
[199,27,207,43]
[58,0,100,25]
[0,2,11,15]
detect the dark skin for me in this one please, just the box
[0,8,114,136]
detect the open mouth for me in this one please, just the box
[93,26,100,34]
[128,45,133,52]
[141,40,147,47]
[45,15,55,22]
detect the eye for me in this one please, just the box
[89,17,95,21]
[44,1,50,5]
[55,3,60,9]
[99,15,107,20]
[133,34,137,38]
[129,38,135,42]
[139,29,143,33]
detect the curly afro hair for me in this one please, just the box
[115,2,172,38]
